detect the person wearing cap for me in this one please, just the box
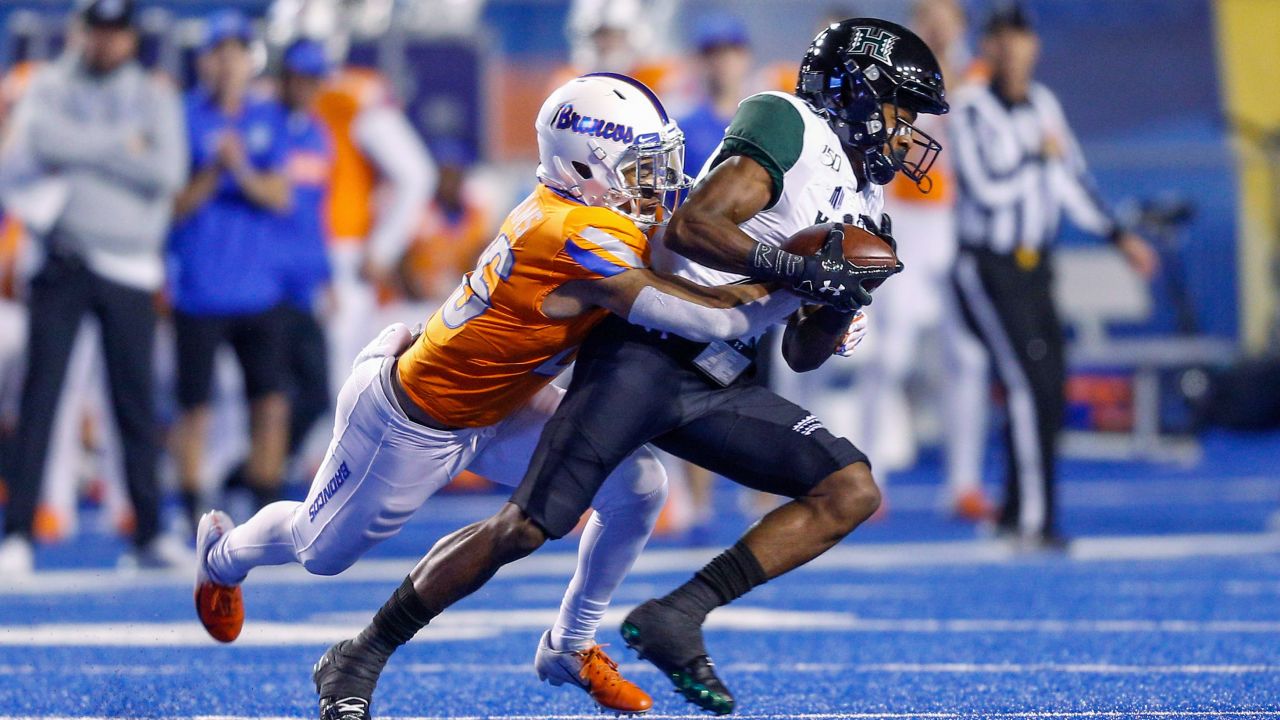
[0,0,188,574]
[169,9,293,531]
[949,3,1159,549]
[274,39,334,473]
[677,14,754,175]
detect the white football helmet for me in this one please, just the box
[536,72,692,226]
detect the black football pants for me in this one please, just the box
[5,254,161,547]
[953,248,1065,537]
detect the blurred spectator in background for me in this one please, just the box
[311,56,433,393]
[275,39,334,479]
[399,139,489,307]
[678,14,752,174]
[949,3,1159,549]
[0,62,36,491]
[169,10,292,531]
[0,0,187,574]
[557,0,676,95]
[858,0,993,522]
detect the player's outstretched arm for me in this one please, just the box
[547,269,801,344]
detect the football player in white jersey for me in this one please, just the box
[317,19,945,716]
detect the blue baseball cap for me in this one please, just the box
[693,14,750,54]
[202,10,253,52]
[283,39,331,77]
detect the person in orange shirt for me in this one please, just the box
[193,73,812,716]
[311,64,435,395]
[398,141,490,307]
[857,0,994,522]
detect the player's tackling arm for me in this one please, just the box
[548,269,801,343]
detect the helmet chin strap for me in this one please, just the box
[863,150,897,186]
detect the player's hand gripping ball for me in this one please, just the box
[783,218,902,310]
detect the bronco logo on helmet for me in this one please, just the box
[553,104,636,145]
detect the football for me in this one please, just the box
[781,222,898,292]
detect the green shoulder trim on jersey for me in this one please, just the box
[709,94,805,210]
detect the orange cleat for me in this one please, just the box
[194,511,244,643]
[534,630,652,715]
[952,488,994,523]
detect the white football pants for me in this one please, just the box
[208,324,668,649]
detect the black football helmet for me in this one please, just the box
[797,18,949,190]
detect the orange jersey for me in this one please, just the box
[312,68,391,242]
[396,184,650,427]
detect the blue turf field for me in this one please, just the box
[3,430,1280,719]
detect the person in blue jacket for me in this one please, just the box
[169,10,292,530]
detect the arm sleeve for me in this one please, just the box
[948,98,1033,207]
[353,105,437,268]
[94,79,189,196]
[1044,91,1120,239]
[627,285,803,342]
[707,94,804,210]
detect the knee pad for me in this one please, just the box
[299,548,358,577]
[594,447,668,517]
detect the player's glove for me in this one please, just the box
[859,213,897,253]
[834,309,869,356]
[750,225,891,313]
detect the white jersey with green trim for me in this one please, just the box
[660,91,884,289]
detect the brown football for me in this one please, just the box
[782,222,898,291]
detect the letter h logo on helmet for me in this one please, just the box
[848,27,898,65]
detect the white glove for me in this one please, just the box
[834,310,868,357]
[353,322,414,369]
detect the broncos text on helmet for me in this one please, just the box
[535,73,693,226]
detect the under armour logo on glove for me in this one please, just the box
[819,280,846,297]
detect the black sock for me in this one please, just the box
[323,577,438,698]
[661,541,767,623]
[351,576,438,663]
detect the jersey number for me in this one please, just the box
[441,234,514,329]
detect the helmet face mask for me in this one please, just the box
[879,92,944,191]
[608,131,692,225]
[797,18,949,190]
[536,73,693,227]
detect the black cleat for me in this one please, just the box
[620,600,734,715]
[314,640,383,720]
[317,695,371,720]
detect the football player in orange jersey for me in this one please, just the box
[193,73,842,717]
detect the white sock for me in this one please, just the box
[206,501,301,585]
[551,484,666,651]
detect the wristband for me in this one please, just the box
[749,241,805,281]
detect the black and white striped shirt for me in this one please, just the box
[949,81,1119,254]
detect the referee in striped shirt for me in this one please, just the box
[950,4,1158,548]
